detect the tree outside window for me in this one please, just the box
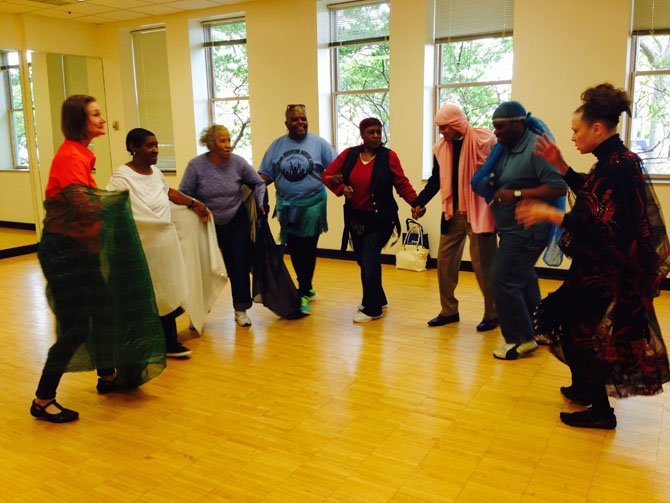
[204,19,251,162]
[629,34,670,177]
[436,36,513,128]
[330,1,390,152]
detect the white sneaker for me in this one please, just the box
[517,340,538,355]
[353,311,384,323]
[234,310,252,327]
[493,340,538,360]
[357,304,388,312]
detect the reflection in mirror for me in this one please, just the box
[0,52,112,258]
[32,53,112,189]
[0,49,37,258]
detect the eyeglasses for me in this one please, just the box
[286,104,305,110]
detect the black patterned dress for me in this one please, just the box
[536,134,670,398]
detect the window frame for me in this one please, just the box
[328,0,390,151]
[1,51,28,169]
[202,17,251,155]
[626,32,670,180]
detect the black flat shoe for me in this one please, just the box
[97,377,120,394]
[427,313,460,327]
[476,318,499,332]
[560,385,592,406]
[30,399,79,423]
[560,408,616,430]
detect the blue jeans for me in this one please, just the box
[491,232,546,345]
[215,205,252,311]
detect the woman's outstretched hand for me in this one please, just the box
[515,199,565,228]
[534,134,569,175]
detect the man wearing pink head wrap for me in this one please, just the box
[412,103,498,330]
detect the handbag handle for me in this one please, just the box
[402,221,425,248]
[405,217,424,232]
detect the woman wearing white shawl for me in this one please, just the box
[108,128,225,357]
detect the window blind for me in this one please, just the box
[435,0,513,42]
[633,0,670,35]
[328,1,390,46]
[131,28,175,169]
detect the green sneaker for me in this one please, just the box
[300,296,311,314]
[307,288,318,301]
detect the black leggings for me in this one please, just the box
[35,235,114,400]
[286,233,319,297]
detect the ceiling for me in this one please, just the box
[0,0,254,24]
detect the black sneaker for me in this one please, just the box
[560,407,616,430]
[560,385,592,406]
[166,343,192,358]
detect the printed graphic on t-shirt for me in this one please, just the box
[275,149,314,182]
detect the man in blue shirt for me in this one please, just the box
[486,101,567,360]
[259,105,337,314]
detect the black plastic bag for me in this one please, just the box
[252,216,303,319]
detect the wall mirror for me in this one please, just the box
[0,51,111,257]
[0,48,35,257]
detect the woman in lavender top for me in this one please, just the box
[180,125,266,327]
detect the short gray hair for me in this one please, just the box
[199,124,230,150]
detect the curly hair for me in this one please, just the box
[199,125,230,150]
[575,83,631,130]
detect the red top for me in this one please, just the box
[323,148,417,211]
[45,140,97,199]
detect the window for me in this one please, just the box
[435,36,513,128]
[329,1,390,152]
[203,18,251,162]
[0,50,28,169]
[629,35,670,177]
[432,0,514,177]
[629,0,670,177]
[131,28,175,171]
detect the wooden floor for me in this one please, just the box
[2,254,669,502]
[0,228,37,250]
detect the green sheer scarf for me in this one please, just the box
[39,184,165,388]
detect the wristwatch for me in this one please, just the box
[513,189,522,201]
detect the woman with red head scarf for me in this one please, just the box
[323,118,417,323]
[412,103,498,331]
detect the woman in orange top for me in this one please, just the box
[31,96,166,423]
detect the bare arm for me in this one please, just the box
[168,188,210,222]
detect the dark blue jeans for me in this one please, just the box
[491,232,546,345]
[350,219,393,317]
[215,205,252,311]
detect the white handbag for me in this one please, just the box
[396,219,429,272]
